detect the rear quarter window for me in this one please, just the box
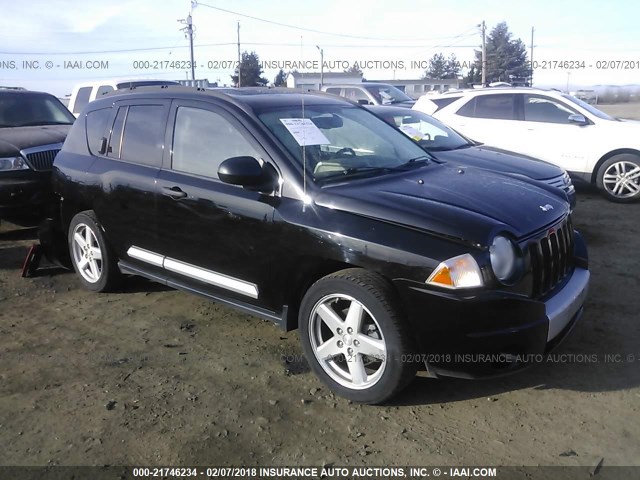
[85,108,112,155]
[432,96,462,111]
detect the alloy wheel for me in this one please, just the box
[602,161,640,199]
[308,294,387,390]
[71,223,103,283]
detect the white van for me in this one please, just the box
[68,79,180,117]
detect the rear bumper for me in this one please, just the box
[396,263,590,379]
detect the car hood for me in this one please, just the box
[315,163,569,247]
[0,125,70,157]
[433,145,564,180]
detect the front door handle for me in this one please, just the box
[162,186,187,199]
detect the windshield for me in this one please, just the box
[373,109,472,151]
[0,93,76,127]
[366,85,413,105]
[257,104,432,183]
[562,94,617,121]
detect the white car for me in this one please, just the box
[414,87,640,202]
[68,79,180,117]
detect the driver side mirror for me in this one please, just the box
[357,99,373,105]
[568,114,588,126]
[218,156,278,192]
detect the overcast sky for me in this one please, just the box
[1,0,638,96]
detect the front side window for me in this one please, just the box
[523,95,578,124]
[457,94,516,120]
[119,105,165,166]
[172,106,260,179]
[257,105,431,183]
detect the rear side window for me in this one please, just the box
[73,87,92,114]
[85,108,112,155]
[172,106,260,179]
[457,94,516,120]
[119,105,166,166]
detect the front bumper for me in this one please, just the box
[0,174,51,220]
[396,262,590,379]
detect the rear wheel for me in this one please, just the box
[68,211,121,292]
[596,154,640,202]
[299,269,417,404]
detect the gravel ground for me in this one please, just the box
[1,187,639,469]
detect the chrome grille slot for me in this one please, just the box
[25,149,59,171]
[528,216,574,298]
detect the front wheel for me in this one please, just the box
[596,154,640,202]
[299,269,417,404]
[68,211,121,292]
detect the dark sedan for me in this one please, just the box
[0,89,75,225]
[367,105,576,207]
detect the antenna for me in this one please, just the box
[301,36,307,213]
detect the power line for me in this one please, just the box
[196,1,477,43]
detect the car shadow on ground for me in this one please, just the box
[390,329,639,407]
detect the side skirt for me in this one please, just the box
[118,260,288,329]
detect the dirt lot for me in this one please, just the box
[1,187,639,469]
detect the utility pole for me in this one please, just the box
[530,26,535,86]
[316,45,324,88]
[237,22,242,87]
[178,12,196,81]
[481,20,486,86]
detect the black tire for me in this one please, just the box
[596,154,640,203]
[68,210,121,292]
[298,268,417,404]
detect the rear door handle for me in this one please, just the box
[162,186,187,199]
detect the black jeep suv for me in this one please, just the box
[49,87,590,403]
[0,89,75,225]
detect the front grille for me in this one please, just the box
[24,149,59,171]
[528,216,574,298]
[20,143,63,171]
[544,173,574,196]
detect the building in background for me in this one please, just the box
[287,72,363,90]
[175,79,216,88]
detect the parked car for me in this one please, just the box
[367,105,576,207]
[321,83,415,108]
[46,86,589,403]
[68,79,180,117]
[0,89,75,226]
[414,87,640,202]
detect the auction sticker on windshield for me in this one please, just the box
[280,118,330,146]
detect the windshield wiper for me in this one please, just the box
[320,166,393,182]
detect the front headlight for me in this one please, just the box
[490,235,517,283]
[0,156,29,171]
[426,253,483,289]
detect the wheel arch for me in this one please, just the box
[591,148,640,184]
[282,257,397,331]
